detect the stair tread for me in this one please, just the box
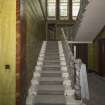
[44,60,60,63]
[41,73,61,77]
[44,62,60,66]
[45,52,58,54]
[40,77,63,82]
[39,81,62,85]
[43,65,60,68]
[41,71,61,73]
[29,41,67,105]
[42,67,60,71]
[45,52,59,55]
[45,58,59,60]
[35,95,65,104]
[38,85,64,91]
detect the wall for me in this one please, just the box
[88,27,105,72]
[25,0,46,83]
[0,0,16,105]
[88,43,96,71]
[20,0,46,105]
[40,0,46,17]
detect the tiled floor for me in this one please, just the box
[86,73,105,105]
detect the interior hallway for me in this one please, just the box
[0,0,105,105]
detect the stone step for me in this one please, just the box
[47,40,57,41]
[44,59,59,63]
[45,56,59,59]
[37,86,64,95]
[41,73,61,77]
[42,70,61,74]
[45,52,59,54]
[40,77,63,82]
[38,85,64,91]
[45,58,59,61]
[32,41,67,105]
[46,49,58,50]
[46,46,58,48]
[43,65,60,68]
[34,103,66,105]
[46,47,58,49]
[44,62,60,67]
[39,81,63,85]
[42,66,60,71]
[46,49,58,51]
[47,44,58,46]
[37,90,64,95]
[34,95,65,105]
[45,51,58,54]
[44,60,60,63]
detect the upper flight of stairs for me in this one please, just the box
[26,41,82,105]
[35,41,65,105]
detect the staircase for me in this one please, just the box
[26,41,82,105]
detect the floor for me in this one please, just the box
[86,73,105,105]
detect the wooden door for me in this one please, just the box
[98,39,105,76]
[74,44,88,67]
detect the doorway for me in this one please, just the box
[47,24,56,41]
[98,38,105,76]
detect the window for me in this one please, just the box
[72,0,80,20]
[60,0,69,20]
[47,0,56,17]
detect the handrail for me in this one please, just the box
[61,28,74,60]
[61,28,75,88]
[60,27,89,101]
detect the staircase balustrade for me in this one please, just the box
[60,28,89,104]
[26,41,47,105]
[26,34,89,105]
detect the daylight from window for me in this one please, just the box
[47,0,56,17]
[60,0,68,17]
[72,0,80,20]
[47,0,80,20]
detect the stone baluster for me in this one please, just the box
[26,41,47,105]
[74,59,82,100]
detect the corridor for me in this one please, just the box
[0,0,105,105]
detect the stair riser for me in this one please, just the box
[39,81,63,85]
[45,55,59,58]
[37,91,64,95]
[42,67,60,71]
[44,60,60,63]
[44,62,60,65]
[41,73,61,77]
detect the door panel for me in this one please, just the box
[73,44,88,67]
[98,39,105,76]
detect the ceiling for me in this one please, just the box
[74,0,105,42]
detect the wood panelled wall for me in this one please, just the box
[16,0,46,105]
[88,27,105,75]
